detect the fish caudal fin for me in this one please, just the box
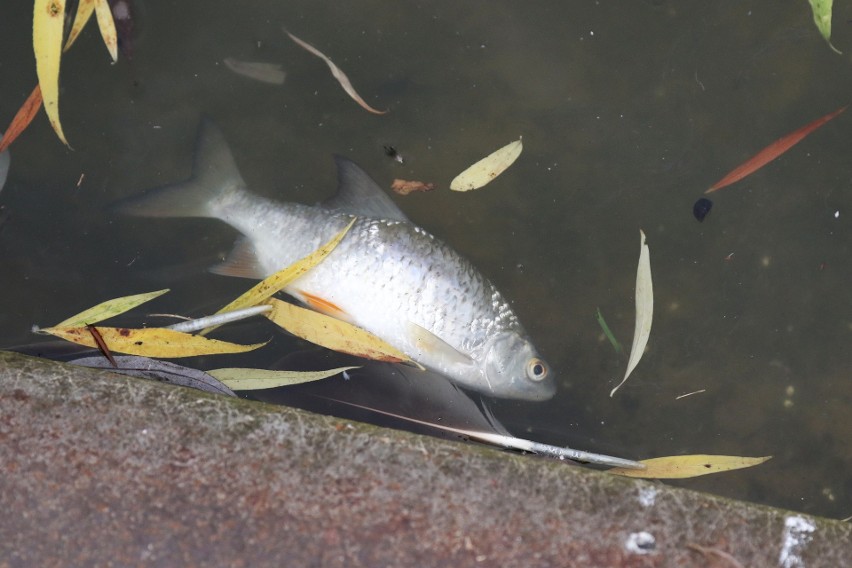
[112,118,246,218]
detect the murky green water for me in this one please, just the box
[1,1,850,519]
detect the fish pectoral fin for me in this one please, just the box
[294,290,351,321]
[405,322,472,366]
[210,237,267,279]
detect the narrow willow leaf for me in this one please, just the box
[33,0,70,147]
[203,218,356,334]
[450,138,523,191]
[64,0,96,51]
[285,29,388,115]
[55,289,169,328]
[40,325,266,358]
[209,366,360,390]
[706,106,846,193]
[807,0,841,54]
[265,298,413,363]
[224,58,286,85]
[595,308,623,354]
[609,454,771,479]
[93,0,118,62]
[610,230,652,397]
[0,85,43,153]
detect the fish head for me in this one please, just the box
[482,331,555,401]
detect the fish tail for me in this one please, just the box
[111,118,245,218]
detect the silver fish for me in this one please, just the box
[116,120,555,401]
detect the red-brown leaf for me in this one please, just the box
[0,85,44,153]
[706,105,847,194]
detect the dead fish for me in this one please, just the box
[114,119,555,401]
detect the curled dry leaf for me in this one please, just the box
[284,29,388,115]
[39,325,266,358]
[450,138,523,191]
[391,179,436,195]
[609,454,772,479]
[224,57,287,85]
[265,298,413,364]
[208,366,360,390]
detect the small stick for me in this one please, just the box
[166,305,272,333]
[675,389,706,400]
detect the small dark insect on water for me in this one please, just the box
[383,145,405,164]
[693,197,713,222]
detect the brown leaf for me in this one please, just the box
[391,179,436,195]
[0,85,43,153]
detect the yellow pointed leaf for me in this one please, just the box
[203,217,356,334]
[54,289,170,328]
[209,366,360,390]
[265,298,413,363]
[609,454,772,479]
[33,0,70,147]
[93,0,118,62]
[40,325,266,358]
[450,138,523,191]
[64,0,96,51]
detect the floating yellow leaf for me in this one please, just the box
[33,0,69,147]
[40,325,265,358]
[203,218,356,334]
[610,230,652,397]
[807,0,841,54]
[209,366,360,390]
[54,289,170,328]
[265,298,412,363]
[64,0,96,51]
[450,138,523,191]
[93,0,118,62]
[609,454,771,479]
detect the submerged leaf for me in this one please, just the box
[284,29,387,115]
[807,0,841,53]
[40,325,265,358]
[70,355,237,397]
[595,308,622,354]
[391,179,436,195]
[610,230,652,397]
[609,454,771,479]
[0,86,44,153]
[55,289,169,328]
[33,0,70,147]
[209,366,360,390]
[706,106,846,193]
[450,138,523,191]
[224,57,287,85]
[265,298,413,363]
[204,218,356,333]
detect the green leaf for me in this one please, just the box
[54,289,169,328]
[808,0,841,54]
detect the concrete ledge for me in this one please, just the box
[0,351,849,567]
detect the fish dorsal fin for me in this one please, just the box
[210,237,267,278]
[322,155,409,222]
[406,321,472,366]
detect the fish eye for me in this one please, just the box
[526,358,548,381]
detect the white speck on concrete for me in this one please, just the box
[778,515,816,568]
[638,486,658,507]
[625,531,655,554]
